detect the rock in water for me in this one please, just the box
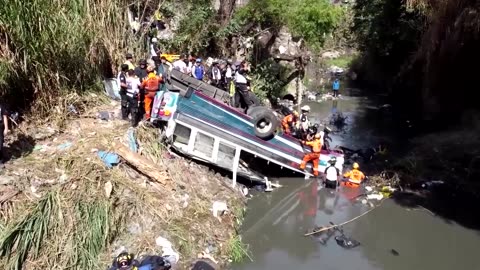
[391,249,399,256]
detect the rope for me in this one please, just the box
[304,198,387,236]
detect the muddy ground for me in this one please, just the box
[0,94,247,270]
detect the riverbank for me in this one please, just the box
[0,93,248,269]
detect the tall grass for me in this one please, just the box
[0,190,121,270]
[0,0,137,115]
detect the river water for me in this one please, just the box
[234,95,480,270]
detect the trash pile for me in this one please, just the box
[0,100,247,269]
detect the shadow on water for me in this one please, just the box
[235,94,480,270]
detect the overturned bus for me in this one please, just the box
[151,69,345,185]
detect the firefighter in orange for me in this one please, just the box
[281,111,299,134]
[141,65,163,120]
[342,162,366,188]
[299,133,322,177]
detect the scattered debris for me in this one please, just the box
[128,128,138,153]
[104,181,113,198]
[113,142,169,185]
[335,235,360,249]
[212,201,228,218]
[155,236,180,266]
[391,249,400,256]
[97,150,120,168]
[305,199,387,236]
[57,141,73,151]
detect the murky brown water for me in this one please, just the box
[234,96,480,270]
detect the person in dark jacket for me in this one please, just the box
[135,59,148,82]
[234,61,259,112]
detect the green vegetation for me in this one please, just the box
[232,0,343,48]
[0,191,118,270]
[250,60,292,101]
[227,235,252,263]
[324,55,355,69]
[0,0,132,114]
[351,0,479,123]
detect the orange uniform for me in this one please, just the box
[343,169,365,188]
[299,138,322,176]
[141,73,163,119]
[281,114,296,134]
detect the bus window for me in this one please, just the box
[217,143,236,168]
[173,124,191,146]
[194,132,214,158]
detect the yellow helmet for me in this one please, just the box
[353,162,359,169]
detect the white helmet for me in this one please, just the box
[152,37,158,43]
[301,105,311,112]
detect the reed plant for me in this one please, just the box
[0,0,143,115]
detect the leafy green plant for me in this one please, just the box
[250,60,292,101]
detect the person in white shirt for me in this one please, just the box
[125,70,142,126]
[324,157,340,189]
[172,54,188,74]
[150,37,160,58]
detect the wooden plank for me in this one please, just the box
[112,142,169,185]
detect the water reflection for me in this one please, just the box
[235,96,480,270]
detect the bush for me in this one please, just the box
[0,0,133,114]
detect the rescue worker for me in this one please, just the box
[192,58,205,81]
[324,157,340,189]
[124,53,135,71]
[296,105,310,139]
[135,59,148,82]
[126,69,141,126]
[141,66,163,120]
[118,64,129,120]
[0,101,9,165]
[299,133,322,177]
[108,252,139,270]
[281,110,299,135]
[342,162,366,188]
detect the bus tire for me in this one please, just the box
[253,110,279,140]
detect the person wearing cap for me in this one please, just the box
[191,58,205,81]
[141,65,163,120]
[118,64,129,120]
[324,157,340,189]
[299,133,323,177]
[125,69,142,126]
[296,105,311,139]
[108,252,140,270]
[208,61,222,87]
[342,162,366,188]
[135,59,148,82]
[124,53,135,71]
